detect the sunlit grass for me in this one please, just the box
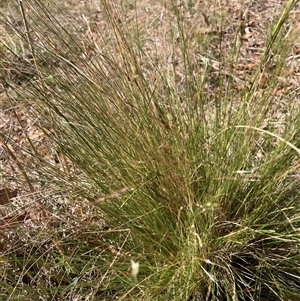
[0,0,300,300]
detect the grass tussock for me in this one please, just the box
[1,0,300,300]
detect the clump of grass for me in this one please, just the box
[1,0,300,300]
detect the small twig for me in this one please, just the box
[92,187,133,205]
[0,134,34,193]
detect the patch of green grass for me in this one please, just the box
[1,0,300,300]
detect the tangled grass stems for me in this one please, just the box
[0,0,300,300]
